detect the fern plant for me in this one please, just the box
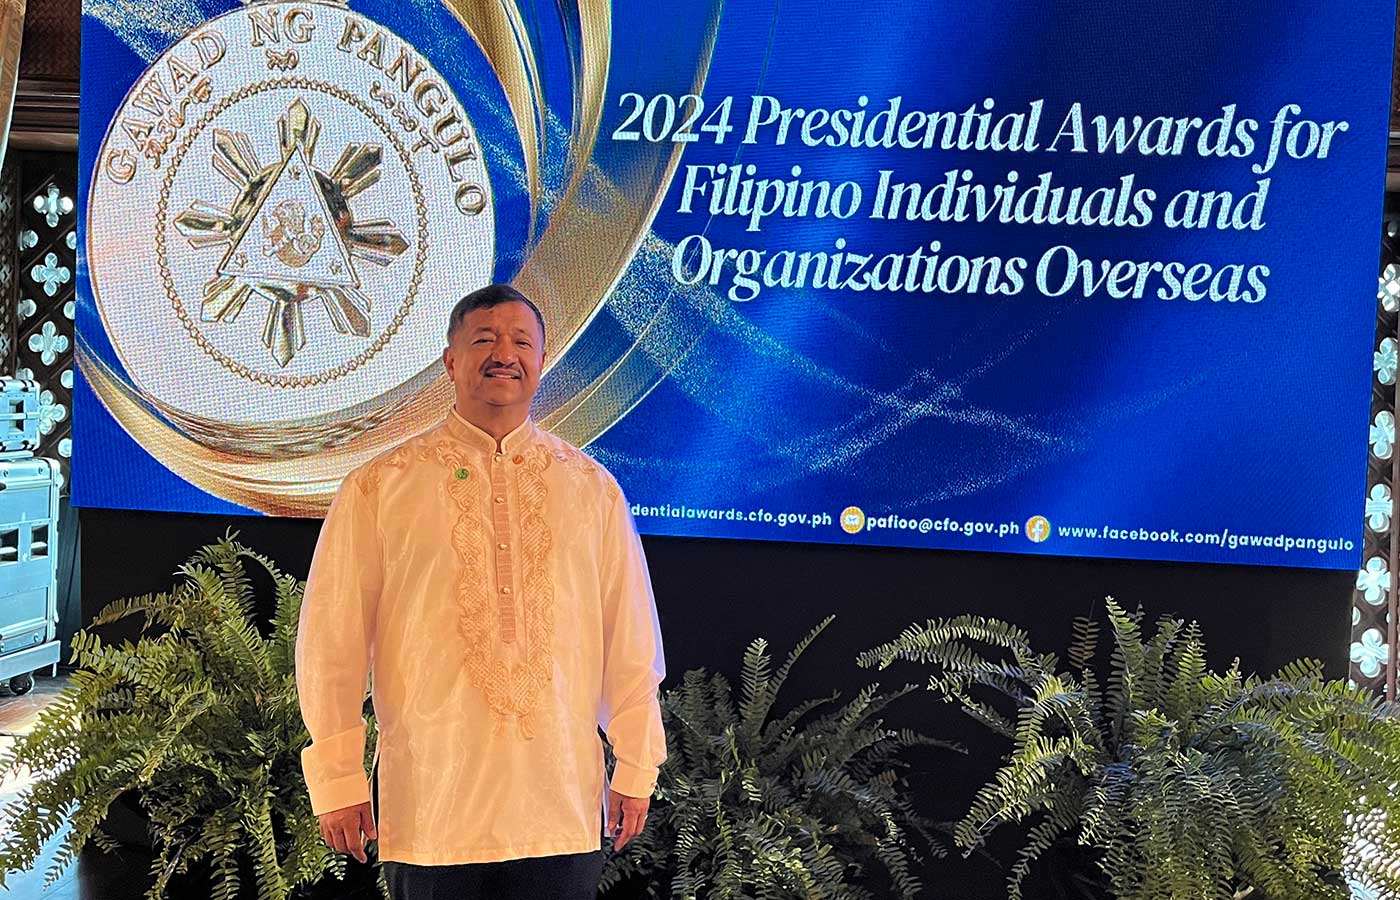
[858,598,1400,900]
[0,534,381,900]
[601,615,958,900]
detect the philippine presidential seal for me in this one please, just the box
[86,0,494,491]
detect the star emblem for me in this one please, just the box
[174,98,409,366]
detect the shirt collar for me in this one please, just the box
[445,408,540,454]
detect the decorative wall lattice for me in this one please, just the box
[0,161,15,374]
[1352,195,1400,699]
[8,152,75,493]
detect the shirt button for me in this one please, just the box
[494,453,503,462]
[497,542,508,551]
[500,586,511,594]
[494,496,505,504]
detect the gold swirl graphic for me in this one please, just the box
[438,0,546,236]
[79,345,455,515]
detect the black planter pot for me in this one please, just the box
[157,850,383,900]
[295,859,383,900]
[599,868,654,900]
[96,792,383,900]
[1020,839,1113,900]
[102,789,155,851]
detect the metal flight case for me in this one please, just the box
[0,376,61,695]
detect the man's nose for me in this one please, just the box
[489,341,518,364]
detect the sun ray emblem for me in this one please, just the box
[174,98,408,366]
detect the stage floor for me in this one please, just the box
[1,672,157,899]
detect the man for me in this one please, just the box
[295,283,667,900]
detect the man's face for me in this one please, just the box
[443,301,545,414]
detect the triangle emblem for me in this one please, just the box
[217,142,357,288]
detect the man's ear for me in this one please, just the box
[442,346,454,376]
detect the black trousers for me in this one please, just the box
[382,851,607,900]
[373,761,609,900]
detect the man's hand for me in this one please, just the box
[605,789,650,851]
[318,802,377,863]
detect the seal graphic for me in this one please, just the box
[87,0,493,436]
[80,0,709,516]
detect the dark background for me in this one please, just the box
[78,505,1352,898]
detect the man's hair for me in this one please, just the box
[445,284,546,346]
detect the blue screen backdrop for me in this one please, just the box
[74,0,1395,570]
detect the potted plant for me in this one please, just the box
[0,535,382,900]
[601,615,959,900]
[858,598,1400,900]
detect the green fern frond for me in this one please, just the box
[864,598,1400,900]
[606,615,956,900]
[1069,614,1100,670]
[0,538,355,900]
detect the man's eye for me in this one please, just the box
[516,341,531,348]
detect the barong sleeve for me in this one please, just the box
[596,485,668,799]
[296,468,382,816]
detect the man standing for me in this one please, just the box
[295,284,667,899]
